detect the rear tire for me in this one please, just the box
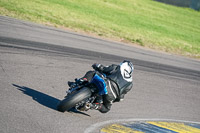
[57,87,92,112]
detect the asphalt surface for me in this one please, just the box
[0,16,200,133]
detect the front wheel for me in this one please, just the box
[57,87,92,112]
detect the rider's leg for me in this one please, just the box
[98,94,112,113]
[90,94,112,113]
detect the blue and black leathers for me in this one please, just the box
[83,62,133,113]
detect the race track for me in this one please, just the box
[0,16,200,133]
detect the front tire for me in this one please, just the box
[57,87,92,112]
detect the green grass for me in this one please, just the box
[0,0,200,58]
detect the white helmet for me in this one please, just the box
[120,60,134,82]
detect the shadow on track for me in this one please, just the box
[13,84,90,117]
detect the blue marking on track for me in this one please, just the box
[122,122,178,133]
[185,123,200,130]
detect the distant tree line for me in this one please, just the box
[155,0,200,10]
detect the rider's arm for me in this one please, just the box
[92,63,117,74]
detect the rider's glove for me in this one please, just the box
[92,63,102,71]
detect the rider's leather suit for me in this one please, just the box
[83,63,133,113]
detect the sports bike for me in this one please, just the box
[57,75,104,112]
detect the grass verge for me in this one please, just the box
[0,0,200,58]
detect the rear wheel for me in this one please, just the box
[57,87,92,112]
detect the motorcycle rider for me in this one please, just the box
[68,60,134,113]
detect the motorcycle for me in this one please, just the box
[57,78,101,112]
